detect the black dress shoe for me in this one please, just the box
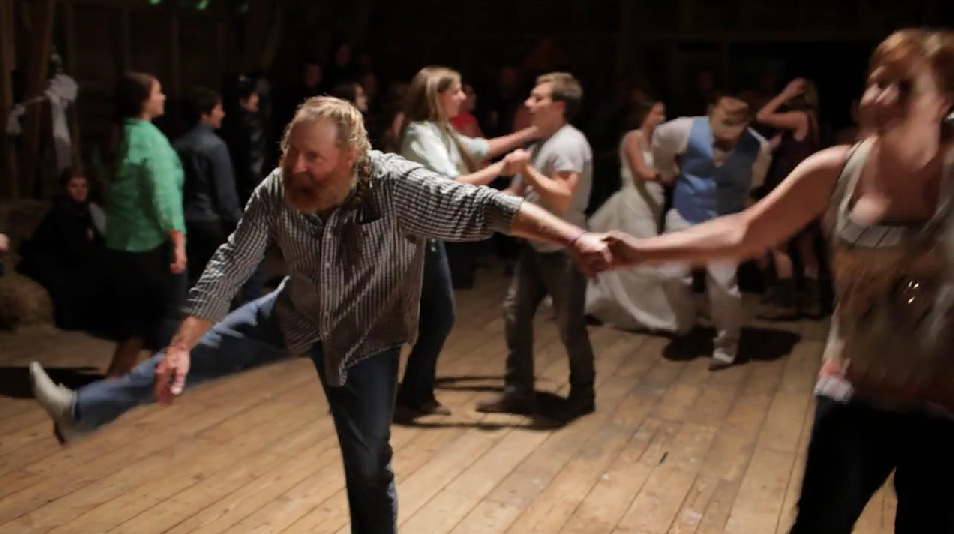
[560,390,596,420]
[393,397,452,422]
[475,392,536,415]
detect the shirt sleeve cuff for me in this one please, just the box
[471,138,491,162]
[487,190,525,234]
[184,288,231,324]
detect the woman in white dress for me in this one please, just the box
[586,92,686,332]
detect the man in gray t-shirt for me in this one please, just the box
[521,124,594,252]
[476,72,597,420]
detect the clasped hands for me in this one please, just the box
[568,230,645,279]
[501,148,532,175]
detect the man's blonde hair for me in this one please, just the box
[281,96,371,165]
[536,72,583,120]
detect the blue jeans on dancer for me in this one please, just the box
[395,240,455,416]
[64,289,400,534]
[239,258,266,305]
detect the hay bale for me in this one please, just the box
[0,199,50,263]
[0,273,54,330]
[0,199,54,328]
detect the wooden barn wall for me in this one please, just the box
[366,0,622,98]
[3,0,951,200]
[65,3,119,150]
[67,1,230,163]
[364,0,947,102]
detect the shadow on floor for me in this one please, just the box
[662,325,802,363]
[432,375,504,393]
[395,385,575,431]
[0,365,103,400]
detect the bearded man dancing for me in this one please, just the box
[27,97,611,534]
[652,95,771,370]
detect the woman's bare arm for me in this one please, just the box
[455,160,507,186]
[485,125,537,159]
[622,131,659,181]
[608,145,850,266]
[757,91,808,136]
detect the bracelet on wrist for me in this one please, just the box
[567,229,586,247]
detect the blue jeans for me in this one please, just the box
[239,259,266,305]
[73,289,400,534]
[397,240,455,406]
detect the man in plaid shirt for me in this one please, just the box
[30,96,613,534]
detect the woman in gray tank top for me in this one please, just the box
[599,29,954,533]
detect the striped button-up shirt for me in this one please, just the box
[187,150,524,385]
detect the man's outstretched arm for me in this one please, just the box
[170,173,278,352]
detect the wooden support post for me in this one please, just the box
[168,5,180,96]
[350,0,374,48]
[62,0,82,171]
[118,6,131,73]
[459,0,474,74]
[858,0,870,33]
[168,4,181,134]
[213,0,230,75]
[677,0,691,34]
[720,40,731,92]
[0,0,18,198]
[667,41,679,101]
[240,0,270,73]
[215,20,228,75]
[259,2,285,72]
[615,0,633,80]
[19,0,57,198]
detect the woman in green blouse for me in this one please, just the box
[104,71,187,377]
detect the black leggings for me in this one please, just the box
[789,396,954,534]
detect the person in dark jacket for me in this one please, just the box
[221,75,268,206]
[17,170,108,330]
[173,87,242,287]
[220,74,269,303]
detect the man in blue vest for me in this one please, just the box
[651,95,772,371]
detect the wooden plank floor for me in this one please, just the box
[0,270,896,534]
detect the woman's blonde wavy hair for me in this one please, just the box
[398,66,478,172]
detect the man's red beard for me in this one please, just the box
[283,169,356,213]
